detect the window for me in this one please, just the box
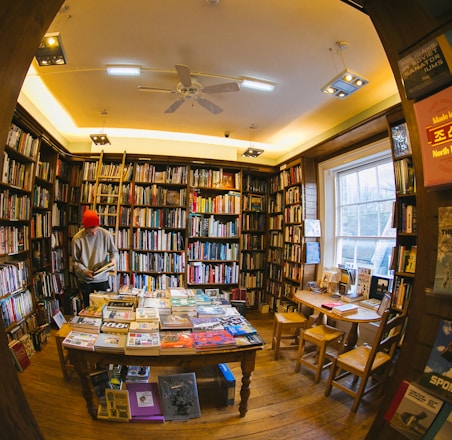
[319,139,396,277]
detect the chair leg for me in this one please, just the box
[294,336,306,372]
[324,358,337,396]
[274,325,283,360]
[314,343,327,384]
[351,376,369,413]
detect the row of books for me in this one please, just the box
[0,190,30,220]
[132,206,186,229]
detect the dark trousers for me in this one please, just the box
[79,281,111,307]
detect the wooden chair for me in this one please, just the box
[272,312,309,360]
[324,309,407,412]
[294,324,345,383]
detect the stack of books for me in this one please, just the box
[189,316,224,331]
[135,307,159,322]
[191,329,237,351]
[68,315,102,333]
[159,330,195,354]
[125,332,161,356]
[62,330,98,351]
[332,303,359,316]
[220,315,257,337]
[159,313,194,330]
[126,382,165,423]
[94,333,127,353]
[125,365,150,383]
[196,304,227,318]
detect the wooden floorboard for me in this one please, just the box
[18,311,379,439]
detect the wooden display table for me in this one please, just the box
[294,290,382,349]
[66,344,263,419]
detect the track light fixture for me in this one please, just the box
[321,41,368,99]
[242,124,264,158]
[90,111,111,145]
[35,32,67,66]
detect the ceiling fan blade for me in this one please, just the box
[202,82,240,94]
[175,64,192,88]
[137,86,176,94]
[164,98,186,113]
[196,98,223,115]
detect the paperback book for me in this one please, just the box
[125,332,161,356]
[386,381,444,439]
[101,321,130,334]
[191,329,237,351]
[219,315,257,336]
[189,316,224,331]
[158,372,201,420]
[62,330,98,351]
[159,331,195,354]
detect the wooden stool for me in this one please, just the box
[272,312,308,360]
[295,324,345,383]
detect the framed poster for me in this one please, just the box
[414,85,452,189]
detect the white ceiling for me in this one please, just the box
[19,0,400,165]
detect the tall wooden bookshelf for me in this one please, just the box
[240,172,267,307]
[0,112,39,341]
[266,172,284,311]
[187,166,241,290]
[388,110,417,313]
[132,161,188,290]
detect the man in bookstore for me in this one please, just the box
[72,210,119,307]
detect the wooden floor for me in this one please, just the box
[19,311,380,440]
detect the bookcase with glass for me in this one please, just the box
[266,172,284,311]
[240,173,267,308]
[132,162,188,291]
[187,166,241,290]
[389,115,417,313]
[1,114,39,340]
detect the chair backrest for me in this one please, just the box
[363,309,407,374]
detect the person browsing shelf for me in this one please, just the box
[72,210,119,307]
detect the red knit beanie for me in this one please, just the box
[82,210,100,228]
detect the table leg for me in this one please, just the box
[239,351,256,417]
[69,350,98,420]
[345,322,359,350]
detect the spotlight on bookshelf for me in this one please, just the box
[35,32,67,66]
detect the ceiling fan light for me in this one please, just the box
[107,66,141,76]
[241,78,275,92]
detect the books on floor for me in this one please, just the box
[125,365,150,383]
[62,330,98,351]
[125,332,161,356]
[158,372,201,420]
[105,389,131,422]
[126,382,165,423]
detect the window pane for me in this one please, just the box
[339,173,358,204]
[377,162,396,199]
[360,203,379,235]
[358,168,378,202]
[340,205,358,236]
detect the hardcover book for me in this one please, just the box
[126,382,164,423]
[158,372,201,420]
[89,369,112,398]
[332,303,359,316]
[68,315,102,333]
[189,316,224,331]
[219,315,257,336]
[420,319,452,400]
[9,340,31,372]
[135,307,159,322]
[101,321,130,334]
[216,363,236,406]
[433,207,452,294]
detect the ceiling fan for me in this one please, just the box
[138,64,240,114]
